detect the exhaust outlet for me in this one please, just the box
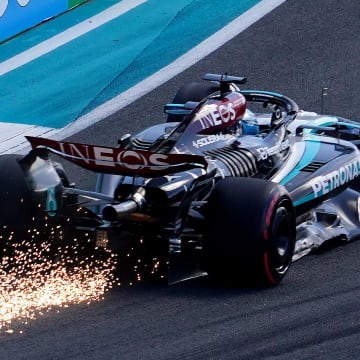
[102,191,146,222]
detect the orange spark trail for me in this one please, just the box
[0,237,118,334]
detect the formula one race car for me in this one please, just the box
[2,73,360,286]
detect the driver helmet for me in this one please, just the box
[241,110,259,135]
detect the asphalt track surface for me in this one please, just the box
[2,0,360,359]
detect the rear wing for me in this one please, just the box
[26,136,207,178]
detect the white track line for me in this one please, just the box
[59,0,287,139]
[1,0,287,154]
[0,0,147,76]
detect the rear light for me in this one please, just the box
[96,229,109,249]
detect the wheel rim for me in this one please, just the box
[270,206,294,275]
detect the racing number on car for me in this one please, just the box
[0,0,30,17]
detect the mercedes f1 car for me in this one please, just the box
[2,73,360,286]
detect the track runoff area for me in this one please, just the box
[0,0,286,155]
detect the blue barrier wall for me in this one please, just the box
[0,0,87,42]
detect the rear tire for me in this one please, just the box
[0,154,41,269]
[0,154,37,235]
[203,177,295,286]
[167,81,219,122]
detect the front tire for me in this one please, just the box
[203,177,295,286]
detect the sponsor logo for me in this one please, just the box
[192,133,231,148]
[57,142,170,171]
[312,158,360,198]
[197,102,237,130]
[257,139,290,160]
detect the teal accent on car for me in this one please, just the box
[244,90,284,98]
[46,186,58,216]
[280,139,321,186]
[302,117,338,134]
[293,192,315,207]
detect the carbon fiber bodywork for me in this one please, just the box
[12,74,360,284]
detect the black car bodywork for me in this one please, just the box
[2,73,360,286]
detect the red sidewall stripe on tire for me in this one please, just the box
[263,252,277,285]
[263,191,280,284]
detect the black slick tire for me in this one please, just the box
[203,177,295,287]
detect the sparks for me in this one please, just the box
[0,227,118,334]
